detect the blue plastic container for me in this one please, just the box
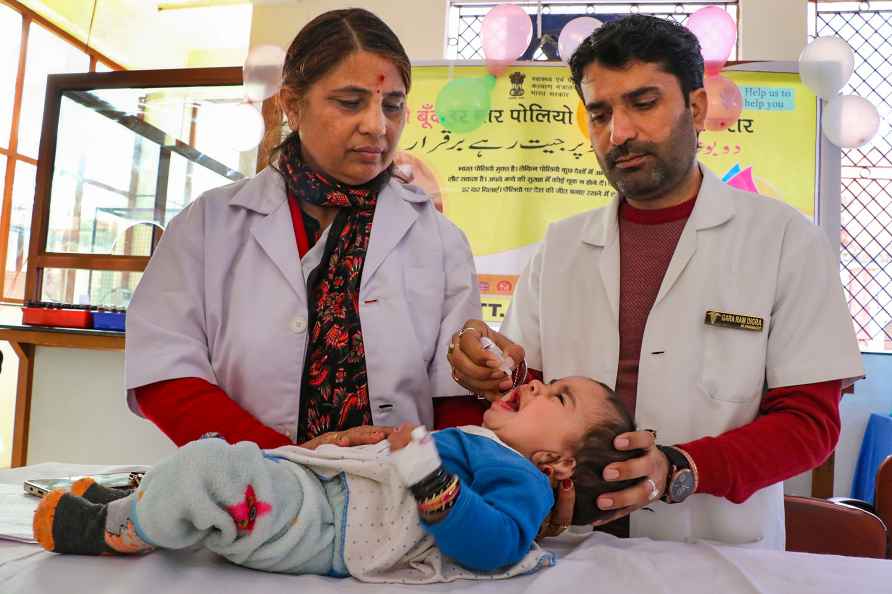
[91,310,126,332]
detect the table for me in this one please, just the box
[2,463,891,594]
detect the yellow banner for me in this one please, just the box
[399,64,819,317]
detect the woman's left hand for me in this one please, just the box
[300,425,393,450]
[593,430,669,524]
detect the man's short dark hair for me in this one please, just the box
[569,14,705,106]
[571,382,645,525]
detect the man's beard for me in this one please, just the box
[596,110,698,202]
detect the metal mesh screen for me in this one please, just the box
[814,3,892,351]
[447,2,738,60]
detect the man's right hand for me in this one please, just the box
[446,319,525,401]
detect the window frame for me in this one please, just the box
[25,67,247,305]
[0,0,125,303]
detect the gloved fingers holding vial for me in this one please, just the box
[447,319,525,401]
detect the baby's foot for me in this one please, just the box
[33,490,152,555]
[70,477,130,504]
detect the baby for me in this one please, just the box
[34,377,641,584]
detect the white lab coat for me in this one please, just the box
[501,165,864,549]
[125,167,480,440]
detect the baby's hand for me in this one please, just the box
[387,422,418,453]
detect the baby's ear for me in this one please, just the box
[531,451,577,481]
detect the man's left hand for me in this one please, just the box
[594,430,670,523]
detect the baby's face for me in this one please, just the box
[483,377,609,459]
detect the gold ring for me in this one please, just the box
[448,342,456,354]
[457,327,482,338]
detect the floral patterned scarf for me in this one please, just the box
[278,136,388,442]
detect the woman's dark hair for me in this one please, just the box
[269,9,411,172]
[571,382,646,525]
[282,8,411,105]
[568,14,704,106]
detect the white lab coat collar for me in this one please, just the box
[227,167,431,298]
[578,164,736,321]
[580,164,736,248]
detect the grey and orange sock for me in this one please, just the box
[70,477,131,505]
[33,490,153,555]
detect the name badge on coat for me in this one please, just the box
[704,310,764,332]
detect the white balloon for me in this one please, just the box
[243,44,286,102]
[227,103,266,151]
[822,95,881,149]
[798,36,855,99]
[558,17,603,64]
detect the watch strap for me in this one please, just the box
[657,445,695,503]
[657,445,689,471]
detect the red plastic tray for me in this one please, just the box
[22,307,93,329]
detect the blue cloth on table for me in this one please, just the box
[851,413,892,503]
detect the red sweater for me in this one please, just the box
[134,379,485,447]
[617,197,841,502]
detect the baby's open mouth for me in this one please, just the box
[500,390,520,412]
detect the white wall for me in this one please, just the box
[738,0,808,61]
[26,348,175,465]
[250,0,448,61]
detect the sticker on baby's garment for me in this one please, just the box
[704,310,764,332]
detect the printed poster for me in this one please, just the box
[399,64,819,323]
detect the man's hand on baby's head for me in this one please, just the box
[596,430,668,515]
[387,422,418,453]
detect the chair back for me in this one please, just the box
[875,456,892,557]
[784,495,887,558]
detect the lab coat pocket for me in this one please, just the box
[699,322,768,403]
[403,265,444,363]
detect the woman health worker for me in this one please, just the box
[125,9,480,449]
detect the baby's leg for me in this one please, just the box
[34,439,340,574]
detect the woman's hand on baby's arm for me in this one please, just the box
[300,425,393,449]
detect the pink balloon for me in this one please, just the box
[704,74,742,131]
[686,6,737,76]
[481,4,532,75]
